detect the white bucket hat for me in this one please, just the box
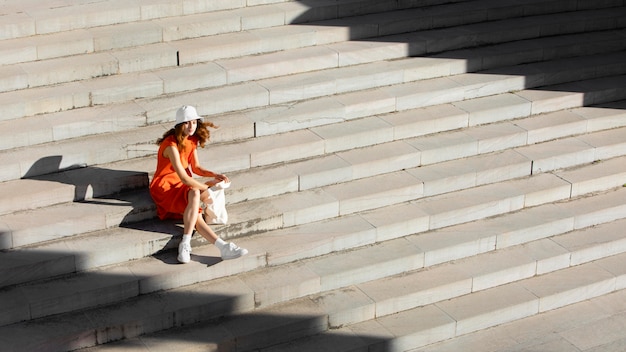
[175,105,201,125]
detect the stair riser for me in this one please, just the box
[3,6,625,123]
[11,180,620,328]
[2,1,626,350]
[2,129,624,252]
[3,182,624,330]
[25,245,623,351]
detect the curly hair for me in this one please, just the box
[156,120,219,151]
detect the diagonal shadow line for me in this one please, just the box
[288,0,626,111]
[0,247,394,352]
[106,2,626,350]
[8,160,374,350]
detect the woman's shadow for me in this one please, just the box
[22,156,221,265]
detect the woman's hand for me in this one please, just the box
[205,174,229,188]
[214,173,230,183]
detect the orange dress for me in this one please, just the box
[150,135,200,220]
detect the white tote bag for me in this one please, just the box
[203,181,230,225]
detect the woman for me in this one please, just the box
[149,105,247,263]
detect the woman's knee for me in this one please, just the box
[188,188,201,205]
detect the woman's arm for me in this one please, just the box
[189,149,230,183]
[164,145,210,191]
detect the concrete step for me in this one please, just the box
[0,2,401,88]
[164,55,626,139]
[9,0,615,44]
[0,187,154,250]
[174,5,626,66]
[2,2,625,351]
[2,5,624,121]
[4,29,626,152]
[216,126,626,239]
[416,288,626,352]
[264,255,626,352]
[2,98,625,246]
[1,0,464,43]
[0,0,419,85]
[0,156,624,328]
[2,92,624,218]
[0,0,291,41]
[1,1,621,90]
[0,122,165,183]
[2,56,625,185]
[0,0,409,65]
[2,148,624,289]
[239,37,626,107]
[8,215,624,351]
[1,110,624,251]
[519,127,626,175]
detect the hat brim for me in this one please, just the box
[175,113,202,125]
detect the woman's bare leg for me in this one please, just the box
[183,188,201,235]
[200,191,211,204]
[178,188,202,264]
[186,187,248,260]
[194,214,219,244]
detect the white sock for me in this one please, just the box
[215,238,227,249]
[181,234,192,244]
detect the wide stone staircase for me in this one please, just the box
[1,0,626,351]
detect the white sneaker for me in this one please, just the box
[220,242,248,260]
[178,241,191,264]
